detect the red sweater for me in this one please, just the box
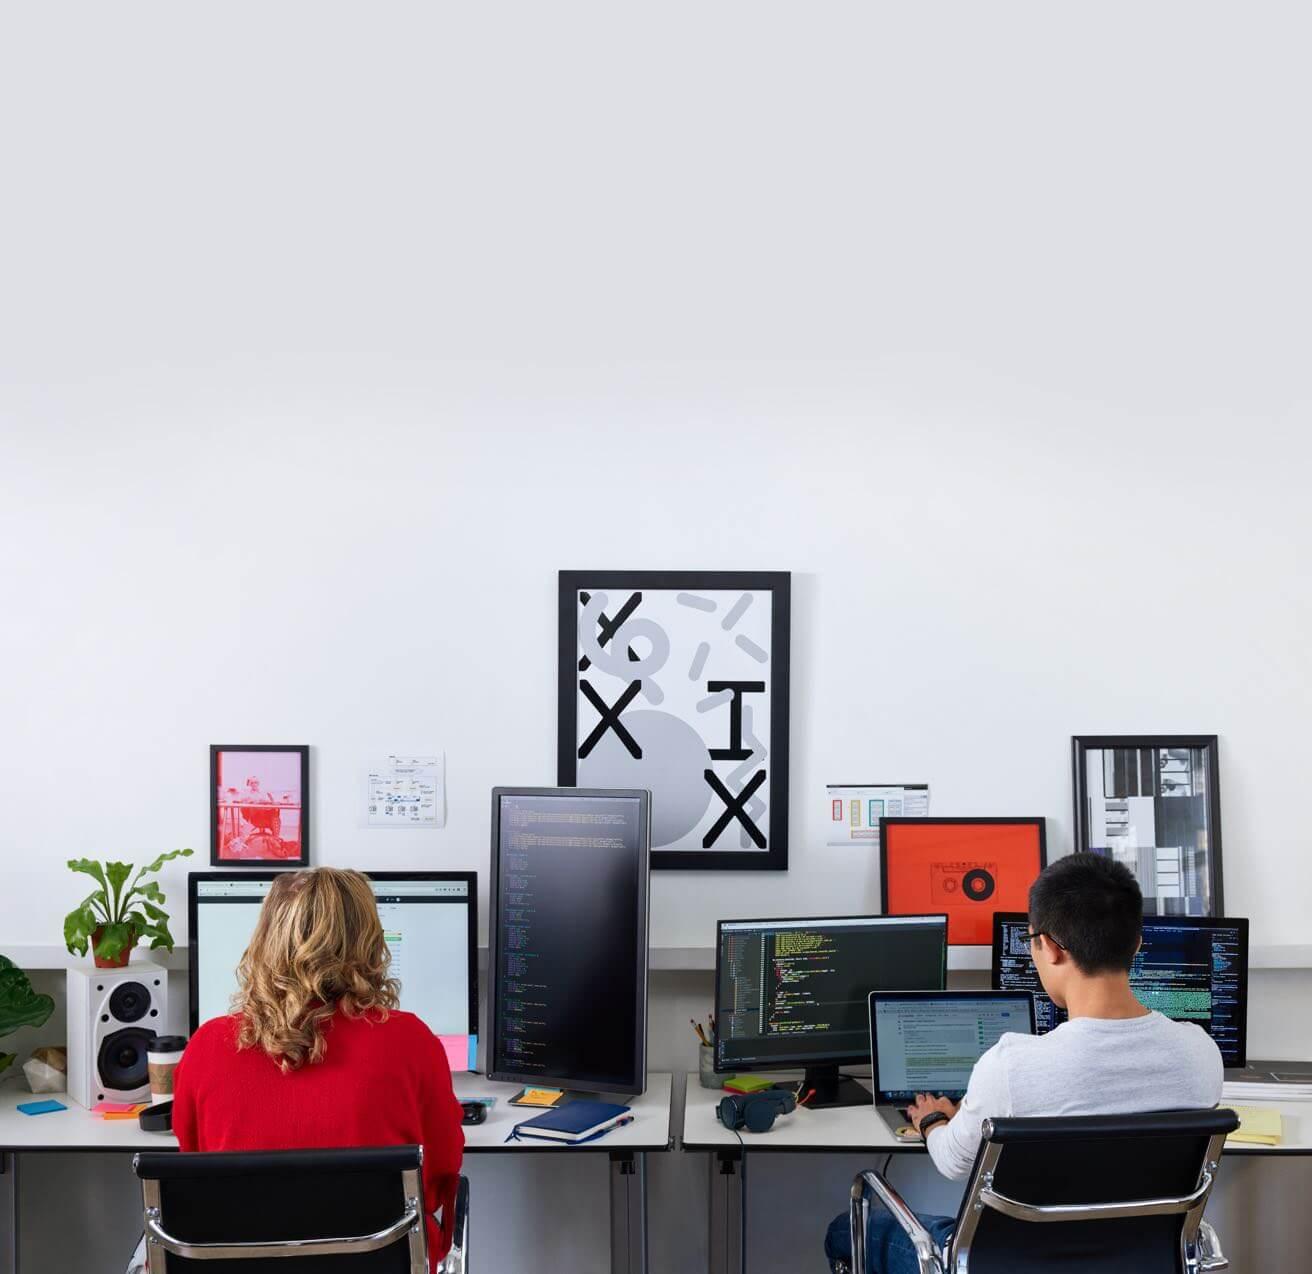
[173,1008,464,1269]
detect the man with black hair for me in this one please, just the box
[825,853,1222,1273]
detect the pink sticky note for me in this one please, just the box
[91,1101,137,1114]
[438,1034,470,1074]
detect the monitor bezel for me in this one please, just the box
[712,912,949,1074]
[187,869,479,1041]
[486,785,651,1095]
[868,989,1037,1103]
[990,909,1250,1066]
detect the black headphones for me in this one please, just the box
[716,1089,796,1134]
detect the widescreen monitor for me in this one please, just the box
[991,911,1249,1066]
[881,817,1047,945]
[188,871,478,1066]
[715,913,948,1107]
[488,786,651,1096]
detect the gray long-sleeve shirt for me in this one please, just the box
[926,1010,1225,1179]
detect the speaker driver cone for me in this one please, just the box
[97,1027,154,1090]
[108,981,150,1023]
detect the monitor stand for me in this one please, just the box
[801,1064,871,1110]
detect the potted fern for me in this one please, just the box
[63,849,193,968]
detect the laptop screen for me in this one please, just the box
[869,992,1035,1104]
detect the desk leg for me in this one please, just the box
[1,1153,16,1274]
[707,1150,745,1274]
[608,1151,648,1274]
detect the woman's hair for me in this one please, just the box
[234,867,399,1070]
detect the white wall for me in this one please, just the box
[3,4,1311,1271]
[5,387,1312,949]
[4,405,1312,948]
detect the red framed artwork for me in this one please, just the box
[210,745,309,866]
[880,817,1047,945]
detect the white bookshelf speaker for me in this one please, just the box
[67,962,168,1108]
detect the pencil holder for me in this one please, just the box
[698,1043,724,1089]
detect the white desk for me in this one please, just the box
[682,1075,1312,1274]
[0,1074,673,1274]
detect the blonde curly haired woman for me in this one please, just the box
[172,867,464,1269]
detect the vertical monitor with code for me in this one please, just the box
[991,912,1249,1066]
[489,788,650,1094]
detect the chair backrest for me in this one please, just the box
[132,1145,427,1274]
[948,1109,1238,1274]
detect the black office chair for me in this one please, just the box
[844,1109,1238,1274]
[132,1146,469,1274]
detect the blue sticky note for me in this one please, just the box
[17,1099,66,1116]
[468,1034,478,1071]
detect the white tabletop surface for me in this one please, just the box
[681,1075,1312,1156]
[0,1073,673,1154]
[458,1071,672,1152]
[683,1074,910,1152]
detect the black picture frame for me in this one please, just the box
[1071,734,1223,916]
[209,744,310,867]
[557,570,791,871]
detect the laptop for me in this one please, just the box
[868,990,1036,1140]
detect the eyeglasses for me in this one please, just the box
[1023,930,1066,951]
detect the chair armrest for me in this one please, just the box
[849,1170,942,1274]
[438,1176,470,1274]
[978,1170,1213,1223]
[1197,1219,1228,1271]
[146,1203,418,1260]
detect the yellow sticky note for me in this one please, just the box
[1226,1105,1283,1146]
[513,1087,564,1108]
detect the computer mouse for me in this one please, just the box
[461,1101,488,1126]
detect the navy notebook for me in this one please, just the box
[507,1099,633,1145]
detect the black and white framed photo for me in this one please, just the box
[1072,735,1222,916]
[558,571,790,871]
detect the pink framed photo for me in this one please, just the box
[210,745,309,866]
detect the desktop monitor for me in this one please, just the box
[869,991,1036,1105]
[188,871,478,1066]
[991,911,1249,1066]
[714,913,948,1108]
[881,817,1047,945]
[487,786,651,1096]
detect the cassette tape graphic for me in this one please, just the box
[930,860,998,904]
[882,818,1046,945]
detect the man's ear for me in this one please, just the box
[1039,934,1068,964]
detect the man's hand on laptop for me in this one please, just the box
[907,1093,958,1137]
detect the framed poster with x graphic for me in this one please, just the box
[558,570,790,871]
